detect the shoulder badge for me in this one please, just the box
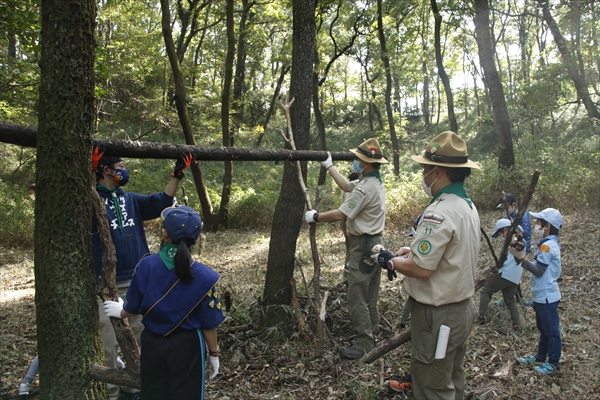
[417,240,432,255]
[423,212,444,224]
[539,244,551,253]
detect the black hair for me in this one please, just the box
[539,219,560,236]
[348,172,360,181]
[370,162,382,170]
[28,184,36,191]
[442,166,471,183]
[173,237,197,283]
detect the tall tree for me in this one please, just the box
[474,0,515,169]
[536,0,600,120]
[262,0,316,325]
[36,0,105,398]
[431,0,458,132]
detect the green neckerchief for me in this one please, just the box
[159,243,178,270]
[430,182,473,208]
[97,183,125,234]
[362,170,382,183]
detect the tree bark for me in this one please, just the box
[536,0,600,121]
[256,64,290,147]
[431,0,458,132]
[474,0,515,169]
[261,0,316,326]
[0,122,355,161]
[36,0,105,397]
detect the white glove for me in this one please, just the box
[508,246,526,260]
[320,152,332,169]
[208,355,219,379]
[305,210,318,223]
[103,298,124,319]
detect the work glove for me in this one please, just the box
[305,210,318,223]
[387,269,398,281]
[508,246,526,261]
[208,355,220,380]
[320,152,333,169]
[376,249,395,270]
[92,146,105,171]
[172,153,195,179]
[103,298,124,319]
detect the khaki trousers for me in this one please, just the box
[410,298,475,400]
[346,233,385,352]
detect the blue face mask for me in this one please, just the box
[111,168,129,186]
[352,160,363,174]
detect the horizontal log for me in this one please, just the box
[0,122,356,162]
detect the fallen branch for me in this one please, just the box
[89,366,140,388]
[289,278,315,342]
[220,324,254,334]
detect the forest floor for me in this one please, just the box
[1,210,599,399]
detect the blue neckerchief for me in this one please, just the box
[430,182,473,208]
[362,170,382,183]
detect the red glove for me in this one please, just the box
[172,153,195,179]
[92,146,105,171]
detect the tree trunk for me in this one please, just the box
[536,0,600,120]
[256,64,290,147]
[160,0,215,228]
[261,0,315,326]
[218,0,235,228]
[377,0,400,175]
[313,71,328,185]
[431,0,458,132]
[474,0,515,169]
[36,0,105,398]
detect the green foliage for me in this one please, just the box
[0,178,35,248]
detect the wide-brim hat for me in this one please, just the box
[350,138,388,164]
[411,131,480,169]
[491,218,511,238]
[529,208,563,231]
[161,206,203,243]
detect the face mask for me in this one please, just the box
[421,167,438,196]
[352,160,363,174]
[29,194,35,201]
[534,225,545,238]
[111,168,130,186]
[507,206,515,215]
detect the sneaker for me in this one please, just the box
[521,298,533,307]
[478,314,489,325]
[340,347,365,360]
[512,324,522,332]
[388,379,412,392]
[18,382,31,396]
[119,389,141,400]
[535,362,559,376]
[494,297,505,307]
[517,355,540,364]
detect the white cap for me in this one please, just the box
[529,208,563,230]
[491,218,511,238]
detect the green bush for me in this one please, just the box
[0,179,35,248]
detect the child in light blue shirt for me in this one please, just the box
[509,208,562,376]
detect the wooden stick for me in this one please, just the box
[289,278,314,342]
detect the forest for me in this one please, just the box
[1,0,599,399]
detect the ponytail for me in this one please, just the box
[174,238,196,283]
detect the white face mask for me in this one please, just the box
[507,206,515,215]
[534,225,545,238]
[29,194,35,201]
[421,167,438,197]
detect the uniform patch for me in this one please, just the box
[355,187,367,196]
[423,213,444,224]
[417,240,432,255]
[348,200,357,209]
[539,244,550,253]
[209,300,215,308]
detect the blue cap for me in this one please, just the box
[161,206,203,243]
[529,208,563,231]
[491,218,511,238]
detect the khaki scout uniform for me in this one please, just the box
[339,174,386,353]
[403,189,480,400]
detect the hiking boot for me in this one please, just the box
[478,314,489,325]
[517,355,541,364]
[535,362,559,376]
[340,347,365,360]
[494,297,505,307]
[512,324,522,332]
[18,382,31,396]
[520,298,533,307]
